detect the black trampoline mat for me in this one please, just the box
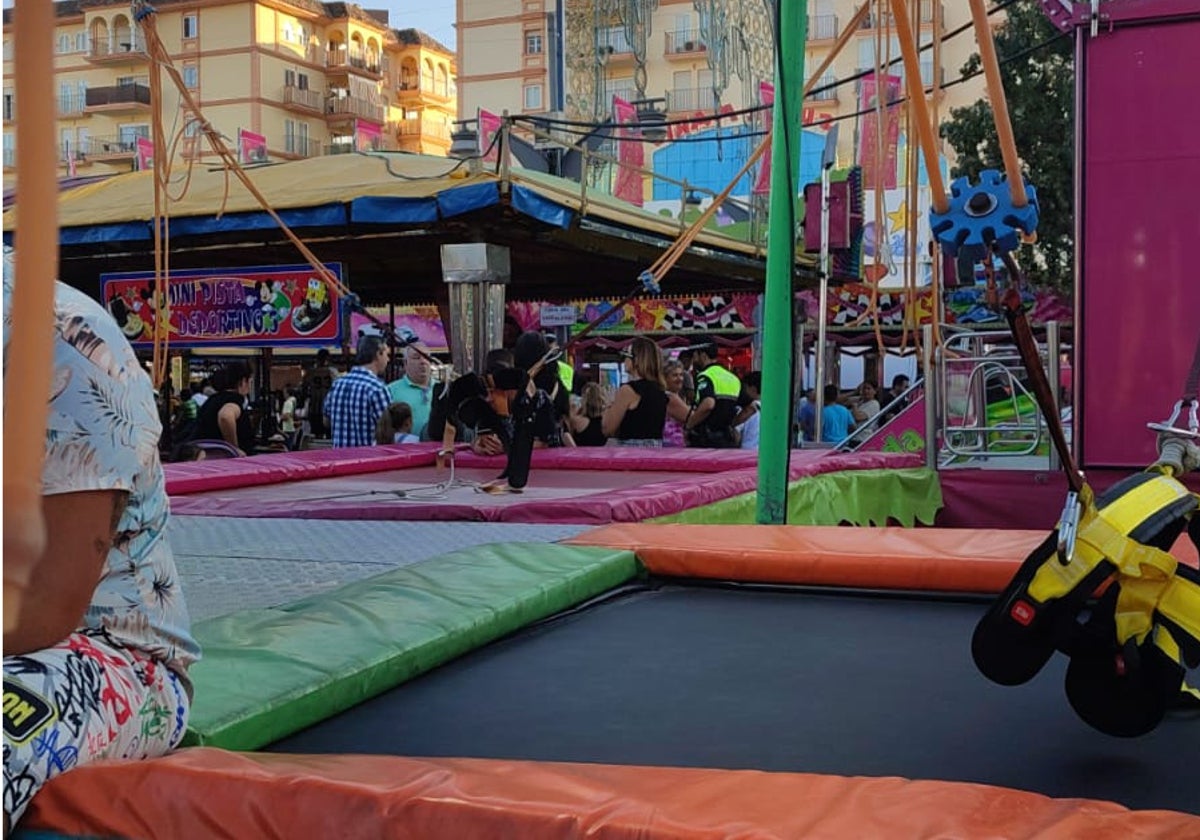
[269,585,1199,814]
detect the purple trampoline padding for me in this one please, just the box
[166,447,919,524]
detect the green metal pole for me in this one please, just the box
[756,0,808,524]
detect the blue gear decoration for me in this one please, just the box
[930,169,1039,261]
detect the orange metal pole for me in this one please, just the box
[5,0,60,630]
[887,0,948,213]
[967,0,1028,207]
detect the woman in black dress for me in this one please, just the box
[569,382,609,447]
[602,336,689,446]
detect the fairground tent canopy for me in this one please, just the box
[3,152,817,305]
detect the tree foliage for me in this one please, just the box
[939,2,1074,288]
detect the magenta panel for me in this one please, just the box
[1080,16,1200,468]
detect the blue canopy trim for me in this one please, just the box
[436,181,500,218]
[61,221,153,245]
[169,204,347,237]
[350,196,440,224]
[511,185,575,230]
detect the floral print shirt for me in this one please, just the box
[3,256,200,681]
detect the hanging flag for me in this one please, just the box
[478,108,502,163]
[135,136,155,172]
[237,128,268,164]
[857,73,902,190]
[752,82,774,196]
[612,96,644,207]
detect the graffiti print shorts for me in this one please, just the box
[3,631,190,825]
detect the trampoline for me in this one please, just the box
[19,525,1199,839]
[165,445,933,525]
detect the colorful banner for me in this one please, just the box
[753,82,774,197]
[861,187,934,289]
[99,264,345,348]
[797,282,936,329]
[355,118,382,151]
[508,293,759,335]
[857,74,901,190]
[612,96,644,207]
[135,136,155,172]
[348,305,448,353]
[478,108,502,163]
[237,128,267,164]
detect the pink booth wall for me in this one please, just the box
[1078,3,1200,468]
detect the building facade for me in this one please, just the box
[457,0,987,176]
[1,0,457,181]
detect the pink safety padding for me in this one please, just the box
[166,449,920,525]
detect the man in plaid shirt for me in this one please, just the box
[323,335,392,447]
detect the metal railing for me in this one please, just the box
[806,75,838,101]
[85,82,151,108]
[325,96,385,123]
[82,135,139,156]
[665,87,716,113]
[808,14,838,40]
[282,85,322,111]
[88,33,147,59]
[930,324,1067,467]
[664,29,707,55]
[395,118,451,141]
[861,0,938,28]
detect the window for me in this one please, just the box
[298,73,309,91]
[525,30,543,55]
[119,124,150,145]
[285,69,295,87]
[523,83,543,111]
[182,14,198,40]
[75,32,89,52]
[76,127,89,152]
[3,92,13,122]
[60,128,72,158]
[57,34,71,54]
[184,118,201,138]
[182,64,198,89]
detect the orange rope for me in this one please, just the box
[967,0,1027,207]
[4,0,59,632]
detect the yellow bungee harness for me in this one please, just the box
[973,470,1200,737]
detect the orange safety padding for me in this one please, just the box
[568,524,1046,593]
[567,524,1200,592]
[23,748,1199,840]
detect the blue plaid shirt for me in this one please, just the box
[323,366,391,447]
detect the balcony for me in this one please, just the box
[57,94,89,118]
[82,134,139,161]
[326,49,383,78]
[596,37,635,65]
[325,137,383,155]
[806,75,839,103]
[397,78,452,104]
[861,0,939,29]
[325,95,386,124]
[394,117,451,142]
[283,136,322,159]
[664,29,707,58]
[59,146,88,166]
[282,84,323,114]
[603,85,637,106]
[87,34,148,64]
[85,82,152,114]
[665,87,715,113]
[856,62,941,90]
[808,15,838,41]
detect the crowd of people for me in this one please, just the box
[163,332,915,460]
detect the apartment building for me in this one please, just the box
[1,0,457,181]
[457,0,987,177]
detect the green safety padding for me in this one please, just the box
[182,543,639,752]
[650,468,942,527]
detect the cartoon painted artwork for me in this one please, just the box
[292,277,333,335]
[100,264,344,348]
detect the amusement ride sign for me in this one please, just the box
[99,263,346,348]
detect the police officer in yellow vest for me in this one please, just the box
[544,333,575,394]
[685,336,742,448]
